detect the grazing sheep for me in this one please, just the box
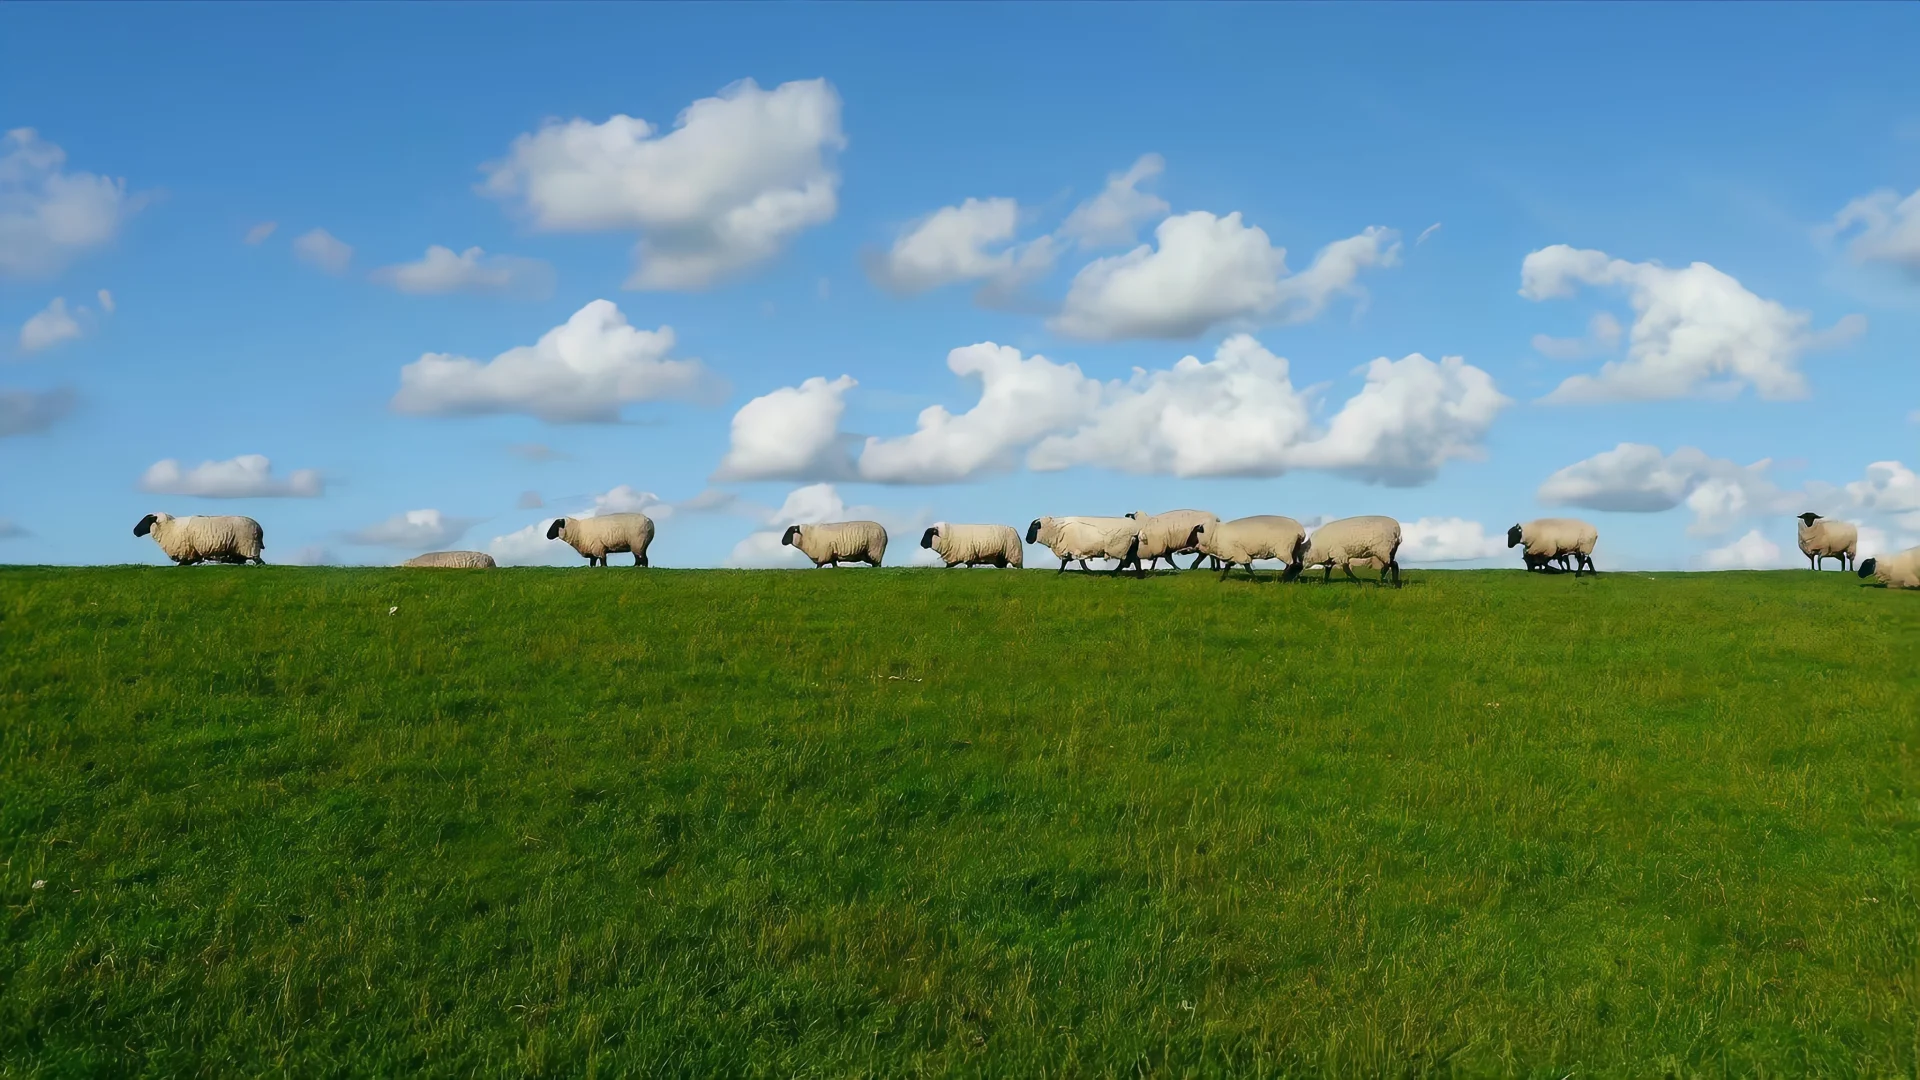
[1300,515,1402,586]
[133,513,265,565]
[546,513,655,566]
[1190,516,1308,579]
[1857,546,1920,590]
[1507,518,1599,576]
[1025,516,1139,573]
[403,550,496,568]
[1127,509,1220,570]
[920,523,1023,568]
[782,521,887,567]
[1797,513,1858,571]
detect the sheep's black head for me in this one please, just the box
[919,527,938,549]
[1186,523,1206,548]
[133,514,157,537]
[1025,519,1042,544]
[545,519,566,540]
[1858,558,1877,578]
[1798,512,1822,527]
[781,525,801,547]
[1506,524,1523,548]
[1126,511,1139,519]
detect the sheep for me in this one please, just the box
[546,513,655,566]
[1190,516,1308,579]
[133,513,265,565]
[1797,512,1858,571]
[1127,509,1220,570]
[782,521,887,567]
[920,523,1023,568]
[1857,546,1920,590]
[1300,515,1402,586]
[1025,516,1139,573]
[403,550,496,568]
[1507,518,1599,576]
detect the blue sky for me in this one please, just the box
[3,2,1917,568]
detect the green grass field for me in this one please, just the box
[2,566,1916,1076]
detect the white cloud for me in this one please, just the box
[1416,223,1442,245]
[346,508,477,550]
[1282,353,1509,486]
[713,374,857,481]
[1520,245,1860,402]
[1057,153,1168,249]
[1844,460,1920,531]
[370,245,554,296]
[860,343,1100,484]
[293,228,353,274]
[391,299,712,422]
[479,77,845,290]
[1530,311,1622,361]
[1050,213,1398,340]
[96,288,113,314]
[0,128,144,280]
[1829,186,1920,273]
[1701,529,1786,570]
[244,221,278,245]
[1537,443,1783,534]
[0,387,76,437]
[18,297,82,353]
[589,484,671,518]
[139,454,324,498]
[866,197,1022,294]
[1399,518,1507,563]
[487,521,568,566]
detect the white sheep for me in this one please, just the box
[546,513,655,566]
[1301,515,1402,586]
[1857,546,1920,590]
[1507,518,1599,576]
[920,523,1023,568]
[1025,516,1139,573]
[403,550,496,568]
[782,521,887,567]
[1190,516,1308,579]
[1127,509,1220,570]
[133,513,265,565]
[1797,513,1858,571]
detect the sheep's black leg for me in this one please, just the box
[636,553,647,566]
[1389,560,1401,588]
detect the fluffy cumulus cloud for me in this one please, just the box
[392,299,712,422]
[244,221,278,245]
[1844,460,1920,532]
[18,296,82,353]
[293,228,353,274]
[480,78,844,290]
[1520,245,1861,402]
[370,245,554,296]
[713,374,858,481]
[861,344,1101,484]
[0,387,76,437]
[1057,153,1169,250]
[1829,185,1920,273]
[1050,214,1398,340]
[1700,529,1787,570]
[346,508,477,550]
[1536,443,1782,534]
[863,197,1056,300]
[139,454,324,498]
[0,128,144,280]
[1398,518,1508,563]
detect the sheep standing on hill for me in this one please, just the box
[1026,516,1139,573]
[1300,515,1402,586]
[133,513,266,565]
[920,523,1022,568]
[782,521,887,567]
[1127,509,1220,570]
[1797,513,1858,571]
[1190,516,1308,579]
[547,513,655,566]
[403,551,496,568]
[1857,546,1920,590]
[1507,518,1599,576]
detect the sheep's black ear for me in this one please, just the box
[133,514,157,537]
[920,527,938,549]
[545,519,565,540]
[1857,559,1876,578]
[1798,512,1820,526]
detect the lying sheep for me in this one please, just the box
[920,523,1023,568]
[546,513,655,566]
[1797,513,1858,571]
[1127,509,1220,570]
[1857,546,1920,590]
[1300,515,1402,586]
[403,550,496,568]
[1190,516,1308,579]
[782,521,887,567]
[133,513,265,565]
[1026,516,1139,573]
[1507,518,1599,576]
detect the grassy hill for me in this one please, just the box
[2,566,1915,1075]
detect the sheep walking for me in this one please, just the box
[1126,509,1220,570]
[783,521,887,567]
[403,551,496,568]
[1507,518,1599,576]
[1857,546,1920,590]
[1026,516,1139,573]
[547,513,655,566]
[133,513,265,565]
[1300,515,1402,586]
[1190,516,1308,579]
[920,523,1022,568]
[1797,513,1858,571]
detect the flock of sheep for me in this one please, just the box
[127,506,1918,587]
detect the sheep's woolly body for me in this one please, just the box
[1511,518,1598,574]
[923,523,1022,568]
[1797,516,1858,569]
[1302,515,1402,585]
[1194,516,1308,573]
[549,513,655,566]
[786,521,888,567]
[1028,516,1138,568]
[136,513,265,565]
[1859,545,1920,590]
[403,550,496,568]
[1129,509,1219,567]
